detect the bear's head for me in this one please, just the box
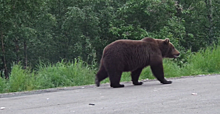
[159,38,180,58]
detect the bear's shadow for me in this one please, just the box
[97,81,167,89]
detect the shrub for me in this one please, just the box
[35,59,95,89]
[8,64,35,92]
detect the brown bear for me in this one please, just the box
[95,37,180,88]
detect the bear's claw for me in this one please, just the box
[161,80,172,84]
[95,78,100,87]
[110,84,124,88]
[133,81,143,85]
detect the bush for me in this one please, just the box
[34,59,95,89]
[187,46,220,73]
[0,77,7,93]
[8,64,35,92]
[1,46,220,93]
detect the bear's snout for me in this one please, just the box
[174,53,180,58]
[173,50,180,58]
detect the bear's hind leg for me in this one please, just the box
[131,68,143,85]
[96,65,108,87]
[150,62,172,84]
[108,71,124,88]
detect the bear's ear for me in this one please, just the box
[164,38,170,44]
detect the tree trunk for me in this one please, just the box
[15,37,20,64]
[1,30,9,78]
[206,0,214,44]
[23,39,27,69]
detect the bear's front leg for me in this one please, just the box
[131,68,143,85]
[108,71,125,88]
[150,61,172,84]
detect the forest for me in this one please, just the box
[1,0,220,92]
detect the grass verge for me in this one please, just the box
[1,46,220,93]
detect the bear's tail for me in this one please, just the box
[96,64,108,87]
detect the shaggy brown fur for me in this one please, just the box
[96,37,180,88]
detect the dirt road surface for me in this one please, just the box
[0,75,220,114]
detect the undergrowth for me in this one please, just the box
[1,46,220,93]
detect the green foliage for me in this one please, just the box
[0,58,95,93]
[1,0,220,73]
[8,64,35,92]
[187,46,220,73]
[0,77,6,92]
[1,0,220,93]
[35,59,95,89]
[0,45,220,93]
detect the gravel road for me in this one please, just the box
[0,75,220,114]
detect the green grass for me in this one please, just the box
[0,59,96,93]
[34,59,95,89]
[0,76,7,92]
[8,65,35,92]
[1,46,220,93]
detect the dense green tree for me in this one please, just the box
[176,0,220,51]
[1,0,220,77]
[0,0,54,77]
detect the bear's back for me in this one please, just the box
[102,39,153,71]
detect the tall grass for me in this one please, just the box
[0,58,95,93]
[8,64,35,92]
[34,59,95,89]
[0,76,6,92]
[0,46,220,93]
[187,46,220,73]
